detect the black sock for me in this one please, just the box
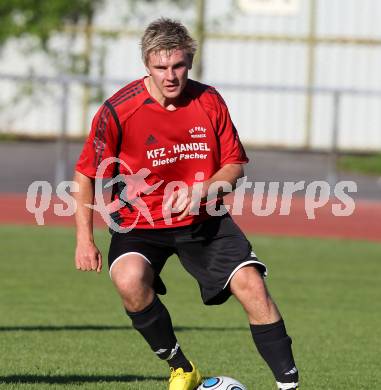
[126,296,192,372]
[250,319,298,385]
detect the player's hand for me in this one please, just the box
[164,184,206,221]
[75,241,102,273]
[163,186,191,220]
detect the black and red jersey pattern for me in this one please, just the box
[93,104,111,168]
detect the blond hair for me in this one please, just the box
[141,18,197,65]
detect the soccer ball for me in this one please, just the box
[197,376,247,390]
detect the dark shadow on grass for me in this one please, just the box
[0,325,246,332]
[0,325,132,332]
[0,374,166,384]
[175,325,246,332]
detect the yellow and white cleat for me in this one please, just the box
[169,361,202,390]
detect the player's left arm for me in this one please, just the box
[202,162,244,196]
[208,162,244,182]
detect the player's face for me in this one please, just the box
[145,49,192,103]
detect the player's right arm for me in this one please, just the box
[73,171,102,273]
[73,102,119,272]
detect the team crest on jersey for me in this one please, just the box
[189,126,207,138]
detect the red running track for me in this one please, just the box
[1,193,380,242]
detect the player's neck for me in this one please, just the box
[145,76,181,111]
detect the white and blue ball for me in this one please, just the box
[197,376,247,390]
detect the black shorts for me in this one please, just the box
[108,214,267,305]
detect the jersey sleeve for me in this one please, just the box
[75,103,119,178]
[212,90,249,166]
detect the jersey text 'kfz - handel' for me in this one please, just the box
[146,142,211,167]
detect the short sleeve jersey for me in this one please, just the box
[76,77,248,229]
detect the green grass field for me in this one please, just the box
[339,153,381,175]
[0,225,380,390]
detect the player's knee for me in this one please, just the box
[231,265,267,299]
[115,268,150,292]
[115,275,154,311]
[111,263,153,304]
[116,273,141,293]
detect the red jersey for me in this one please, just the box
[76,77,248,229]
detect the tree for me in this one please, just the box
[0,0,103,47]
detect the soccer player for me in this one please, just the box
[73,18,299,390]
